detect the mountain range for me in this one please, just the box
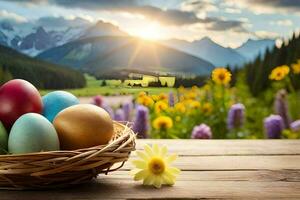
[0,20,276,77]
[37,36,215,77]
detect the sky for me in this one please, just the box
[0,0,299,48]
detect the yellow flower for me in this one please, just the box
[189,100,201,109]
[212,68,232,85]
[191,85,198,92]
[175,102,186,113]
[151,95,160,102]
[154,101,168,113]
[202,102,213,115]
[158,93,168,101]
[138,91,147,97]
[185,91,197,100]
[269,65,290,81]
[178,86,185,93]
[137,96,154,107]
[292,61,300,74]
[175,116,181,122]
[131,144,180,188]
[153,116,173,130]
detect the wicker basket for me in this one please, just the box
[0,122,136,190]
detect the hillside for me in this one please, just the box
[244,34,300,96]
[163,37,246,68]
[37,36,215,78]
[0,44,86,89]
[236,39,275,61]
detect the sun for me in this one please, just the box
[133,23,162,40]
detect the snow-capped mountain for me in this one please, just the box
[0,20,127,56]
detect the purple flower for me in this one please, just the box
[132,105,149,138]
[101,103,114,119]
[191,124,212,139]
[168,92,175,107]
[291,120,300,132]
[91,95,103,107]
[227,103,245,130]
[122,102,133,121]
[274,89,291,128]
[114,108,125,121]
[264,115,284,139]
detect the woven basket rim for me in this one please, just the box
[0,121,133,158]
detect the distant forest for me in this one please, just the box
[0,45,86,89]
[245,33,300,96]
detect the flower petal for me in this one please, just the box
[153,143,159,155]
[153,176,162,188]
[132,160,147,169]
[144,144,154,157]
[161,173,175,185]
[143,174,154,185]
[134,169,148,181]
[166,154,178,164]
[160,145,168,157]
[167,167,181,175]
[136,150,149,161]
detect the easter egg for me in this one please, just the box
[0,121,8,154]
[42,91,79,122]
[8,113,60,154]
[0,79,43,129]
[53,104,114,150]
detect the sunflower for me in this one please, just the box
[175,102,186,113]
[189,100,201,109]
[154,101,168,113]
[137,96,154,107]
[292,61,300,74]
[153,116,173,130]
[212,68,232,85]
[131,144,180,188]
[269,65,290,81]
[201,102,213,115]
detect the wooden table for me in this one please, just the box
[1,140,300,199]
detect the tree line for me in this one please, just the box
[0,45,86,89]
[244,33,300,96]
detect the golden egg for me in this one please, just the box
[53,104,114,150]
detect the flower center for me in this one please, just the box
[148,157,165,175]
[218,73,226,81]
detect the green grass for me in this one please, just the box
[39,74,175,97]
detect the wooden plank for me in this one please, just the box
[1,179,300,199]
[124,155,300,170]
[109,170,300,182]
[136,139,300,156]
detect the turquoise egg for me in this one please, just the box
[8,113,60,154]
[42,91,79,122]
[0,121,8,154]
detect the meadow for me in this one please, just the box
[39,75,175,97]
[76,64,300,140]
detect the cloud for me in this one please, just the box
[36,16,92,29]
[270,19,293,26]
[206,18,246,32]
[0,0,249,33]
[181,0,218,12]
[254,30,280,39]
[223,0,300,14]
[0,10,28,24]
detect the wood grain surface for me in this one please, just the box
[1,139,300,199]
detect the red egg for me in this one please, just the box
[0,79,43,129]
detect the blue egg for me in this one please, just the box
[8,113,60,154]
[42,91,79,122]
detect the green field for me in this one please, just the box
[39,75,175,97]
